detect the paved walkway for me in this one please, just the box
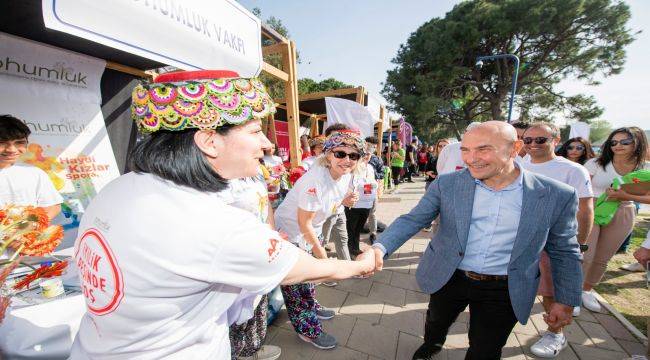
[267,178,648,360]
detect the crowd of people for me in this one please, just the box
[1,69,648,360]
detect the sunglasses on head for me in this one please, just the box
[608,138,634,146]
[567,145,585,151]
[522,137,551,145]
[332,150,361,161]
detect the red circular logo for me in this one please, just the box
[74,228,124,315]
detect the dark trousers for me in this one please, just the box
[344,207,371,256]
[423,271,518,360]
[391,166,402,186]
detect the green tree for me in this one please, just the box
[297,78,352,94]
[588,119,613,143]
[382,0,635,136]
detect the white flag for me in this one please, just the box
[325,97,377,138]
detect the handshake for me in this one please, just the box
[353,246,385,278]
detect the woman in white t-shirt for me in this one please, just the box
[581,127,649,313]
[262,143,284,168]
[301,135,326,170]
[345,150,377,257]
[70,71,375,360]
[274,128,365,350]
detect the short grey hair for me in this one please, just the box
[526,122,560,138]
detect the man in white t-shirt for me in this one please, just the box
[520,122,594,358]
[0,115,62,219]
[436,122,481,175]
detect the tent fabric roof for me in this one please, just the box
[0,0,165,70]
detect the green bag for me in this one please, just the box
[593,169,650,225]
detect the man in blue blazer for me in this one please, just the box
[371,121,582,360]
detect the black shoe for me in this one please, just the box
[412,344,441,360]
[369,234,376,243]
[406,180,415,183]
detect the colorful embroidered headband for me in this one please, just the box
[131,70,276,133]
[323,129,366,155]
[308,135,326,148]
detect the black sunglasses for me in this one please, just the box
[332,150,361,161]
[522,137,551,145]
[608,138,634,146]
[567,145,585,151]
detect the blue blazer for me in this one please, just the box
[378,169,582,324]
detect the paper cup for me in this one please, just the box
[40,278,64,298]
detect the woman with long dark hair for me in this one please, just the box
[69,71,375,359]
[581,127,649,313]
[556,137,595,165]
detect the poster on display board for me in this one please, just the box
[0,32,120,249]
[42,0,263,77]
[272,120,290,162]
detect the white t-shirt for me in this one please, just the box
[70,172,298,360]
[436,142,464,175]
[301,156,317,170]
[352,163,377,209]
[216,169,269,223]
[583,158,650,197]
[274,164,351,248]
[262,155,283,169]
[521,156,593,198]
[0,164,63,208]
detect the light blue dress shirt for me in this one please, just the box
[457,169,524,275]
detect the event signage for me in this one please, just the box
[42,0,263,77]
[0,32,120,249]
[273,120,290,162]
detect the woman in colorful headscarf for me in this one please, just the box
[273,128,366,350]
[69,71,375,359]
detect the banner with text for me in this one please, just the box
[0,32,119,249]
[43,0,263,77]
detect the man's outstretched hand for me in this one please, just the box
[354,247,384,278]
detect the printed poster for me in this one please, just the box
[0,32,119,249]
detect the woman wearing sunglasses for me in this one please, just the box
[581,127,649,312]
[556,137,595,165]
[273,128,367,350]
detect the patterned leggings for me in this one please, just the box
[280,282,323,339]
[229,295,269,359]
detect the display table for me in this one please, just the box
[0,249,85,359]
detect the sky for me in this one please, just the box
[238,0,650,130]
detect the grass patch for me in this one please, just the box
[594,212,649,337]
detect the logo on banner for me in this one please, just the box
[0,58,88,87]
[75,228,124,315]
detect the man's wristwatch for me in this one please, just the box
[579,244,589,253]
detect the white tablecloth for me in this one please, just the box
[0,294,85,359]
[0,248,85,359]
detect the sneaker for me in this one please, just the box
[422,226,432,232]
[622,356,648,360]
[530,332,567,358]
[316,308,336,320]
[369,233,376,243]
[581,290,603,313]
[298,332,337,350]
[411,343,442,360]
[237,345,281,360]
[321,281,337,287]
[572,306,580,317]
[620,262,645,272]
